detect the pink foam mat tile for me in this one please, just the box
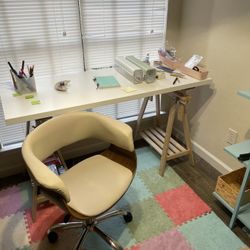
[0,185,23,218]
[128,246,140,250]
[128,229,193,250]
[155,184,211,225]
[24,203,65,243]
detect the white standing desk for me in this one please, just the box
[0,68,211,125]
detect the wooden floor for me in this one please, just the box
[0,142,249,247]
[171,156,250,247]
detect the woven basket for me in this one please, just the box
[215,167,250,208]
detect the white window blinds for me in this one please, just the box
[80,0,167,118]
[81,0,166,68]
[0,0,167,147]
[0,0,83,146]
[0,0,83,81]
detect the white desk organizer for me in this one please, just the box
[10,70,36,94]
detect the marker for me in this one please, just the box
[157,65,173,73]
[172,77,178,85]
[21,60,25,71]
[29,65,34,77]
[7,62,18,76]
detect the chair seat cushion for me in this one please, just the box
[60,154,133,218]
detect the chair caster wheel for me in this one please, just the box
[48,231,58,243]
[64,214,71,223]
[123,212,133,223]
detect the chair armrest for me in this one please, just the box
[91,113,134,152]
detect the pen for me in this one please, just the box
[19,60,27,78]
[21,60,25,72]
[172,77,178,85]
[30,65,34,77]
[7,62,18,76]
[27,65,34,77]
[157,65,174,73]
[10,69,17,89]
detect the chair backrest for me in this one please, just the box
[22,111,134,203]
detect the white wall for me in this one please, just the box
[167,0,250,172]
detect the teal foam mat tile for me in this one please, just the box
[116,174,153,209]
[139,167,185,195]
[178,212,247,250]
[127,197,174,243]
[136,147,160,172]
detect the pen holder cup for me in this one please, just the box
[10,70,36,94]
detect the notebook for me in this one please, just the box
[95,75,120,88]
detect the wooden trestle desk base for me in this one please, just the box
[135,91,194,176]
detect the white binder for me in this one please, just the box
[115,56,144,84]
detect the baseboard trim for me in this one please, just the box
[191,140,232,174]
[172,127,232,174]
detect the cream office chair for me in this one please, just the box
[22,111,137,250]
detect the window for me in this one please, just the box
[81,0,167,69]
[0,0,83,146]
[81,0,167,119]
[0,0,167,146]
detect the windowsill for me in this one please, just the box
[0,142,23,152]
[119,111,164,123]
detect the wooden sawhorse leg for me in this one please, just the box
[159,94,194,175]
[159,100,177,176]
[137,92,194,177]
[134,95,161,138]
[155,94,161,126]
[182,105,195,166]
[134,97,150,138]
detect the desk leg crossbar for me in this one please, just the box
[135,92,194,176]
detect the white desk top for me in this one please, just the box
[0,69,211,125]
